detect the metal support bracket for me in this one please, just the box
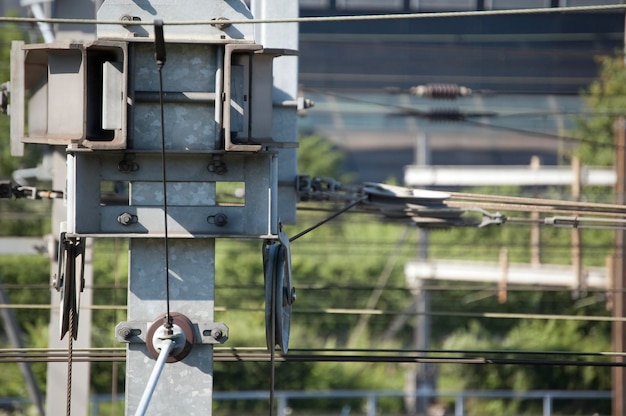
[115,320,229,345]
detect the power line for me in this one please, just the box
[1,347,623,366]
[0,4,625,27]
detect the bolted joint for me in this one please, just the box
[210,17,231,31]
[117,212,138,226]
[146,313,195,363]
[117,326,133,340]
[208,155,227,175]
[207,213,228,227]
[118,157,139,173]
[119,14,141,26]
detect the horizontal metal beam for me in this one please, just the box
[405,260,608,289]
[404,165,616,187]
[0,237,47,256]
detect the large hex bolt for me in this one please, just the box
[117,212,138,226]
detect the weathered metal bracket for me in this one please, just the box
[115,320,229,345]
[66,151,279,238]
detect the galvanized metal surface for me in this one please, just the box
[68,151,276,237]
[38,1,299,414]
[250,0,299,225]
[126,239,215,415]
[96,0,255,41]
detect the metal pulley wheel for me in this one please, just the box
[264,229,295,354]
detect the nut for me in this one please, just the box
[118,326,133,340]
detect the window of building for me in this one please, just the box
[335,0,405,10]
[560,0,624,6]
[299,0,331,8]
[486,0,551,8]
[411,0,477,10]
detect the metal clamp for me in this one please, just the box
[115,320,229,345]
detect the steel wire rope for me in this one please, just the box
[269,256,277,416]
[449,191,625,208]
[3,349,626,367]
[0,280,604,294]
[1,0,610,372]
[302,87,626,150]
[0,4,625,26]
[1,3,622,401]
[66,308,73,416]
[2,346,623,355]
[155,20,173,333]
[462,118,621,150]
[289,197,368,242]
[215,305,621,322]
[2,289,619,312]
[2,345,624,357]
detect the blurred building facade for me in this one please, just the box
[296,0,626,182]
[4,0,626,181]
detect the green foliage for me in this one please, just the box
[0,86,618,416]
[0,255,49,399]
[575,55,626,166]
[0,21,45,238]
[440,317,611,414]
[297,134,350,181]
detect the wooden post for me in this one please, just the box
[571,157,584,296]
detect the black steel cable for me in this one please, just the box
[1,4,626,26]
[290,197,368,242]
[3,350,626,367]
[269,261,276,416]
[302,87,626,151]
[66,308,73,416]
[155,20,173,332]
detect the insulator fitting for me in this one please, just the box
[426,108,465,122]
[410,84,472,99]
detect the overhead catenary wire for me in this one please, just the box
[302,87,626,150]
[3,346,625,356]
[1,303,620,321]
[1,348,625,367]
[0,4,625,26]
[1,4,620,388]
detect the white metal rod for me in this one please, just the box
[404,165,616,187]
[134,339,175,416]
[29,3,55,43]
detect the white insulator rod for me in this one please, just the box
[29,3,55,43]
[134,339,175,416]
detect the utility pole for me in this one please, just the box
[405,133,433,416]
[10,2,96,415]
[9,1,299,415]
[613,117,626,416]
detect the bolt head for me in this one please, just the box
[118,326,133,339]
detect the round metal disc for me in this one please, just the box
[264,243,292,353]
[146,312,195,363]
[264,243,278,351]
[274,245,291,353]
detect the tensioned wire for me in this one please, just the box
[0,0,622,363]
[301,87,626,150]
[0,302,620,322]
[1,347,626,367]
[0,4,625,26]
